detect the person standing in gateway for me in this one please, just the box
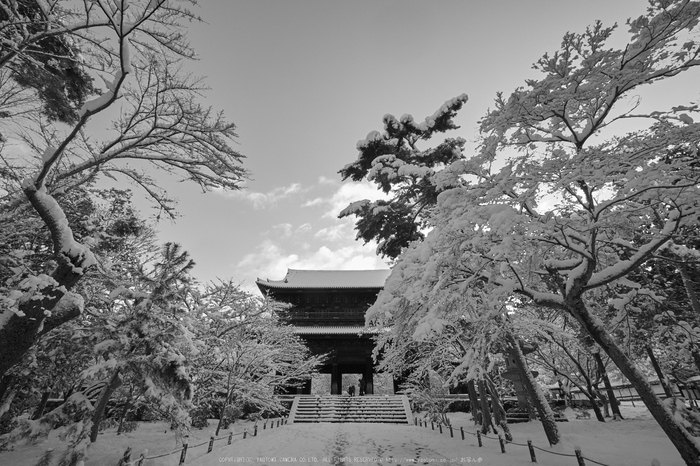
[359,377,366,396]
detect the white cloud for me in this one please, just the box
[297,223,313,234]
[303,180,389,219]
[224,182,307,209]
[318,175,338,185]
[270,222,313,238]
[236,239,388,294]
[314,223,352,242]
[272,223,293,237]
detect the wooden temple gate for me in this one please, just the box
[256,269,391,395]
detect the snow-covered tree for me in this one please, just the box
[0,0,98,125]
[369,1,700,463]
[339,94,468,259]
[0,0,249,381]
[189,289,323,435]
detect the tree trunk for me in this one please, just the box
[215,400,229,437]
[691,345,700,375]
[0,186,94,380]
[569,299,700,465]
[485,376,512,441]
[0,374,13,403]
[117,392,133,435]
[90,370,122,443]
[593,352,624,420]
[32,391,52,420]
[679,264,700,315]
[594,387,610,419]
[586,383,606,421]
[646,345,673,397]
[477,379,493,434]
[506,331,560,445]
[0,388,16,417]
[467,380,481,425]
[567,376,605,421]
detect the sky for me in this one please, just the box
[130,0,696,293]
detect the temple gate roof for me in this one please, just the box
[256,268,391,292]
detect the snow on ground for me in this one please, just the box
[0,402,687,466]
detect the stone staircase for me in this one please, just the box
[289,395,412,424]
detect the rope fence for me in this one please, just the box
[413,416,664,466]
[102,416,289,465]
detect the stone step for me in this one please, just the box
[289,395,412,424]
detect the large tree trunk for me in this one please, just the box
[90,370,122,443]
[467,380,481,425]
[506,331,560,445]
[569,299,700,466]
[593,352,624,420]
[0,187,93,380]
[477,379,493,434]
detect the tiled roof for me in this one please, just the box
[256,269,391,290]
[292,326,383,335]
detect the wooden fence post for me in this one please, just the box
[228,431,233,445]
[574,446,586,466]
[243,428,248,439]
[460,427,464,440]
[207,436,215,453]
[527,440,536,462]
[254,424,258,436]
[121,446,132,464]
[179,437,189,465]
[476,430,482,447]
[498,435,506,453]
[431,421,434,430]
[439,423,443,434]
[449,425,453,438]
[414,418,417,426]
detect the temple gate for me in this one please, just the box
[256,269,390,395]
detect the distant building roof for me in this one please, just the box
[292,326,383,335]
[256,269,391,291]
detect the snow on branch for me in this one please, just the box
[585,208,683,290]
[23,185,96,273]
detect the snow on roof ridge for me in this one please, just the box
[256,268,391,289]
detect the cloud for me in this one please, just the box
[236,239,388,293]
[270,223,313,238]
[272,223,293,237]
[225,182,307,209]
[303,180,388,219]
[318,175,338,185]
[314,223,352,242]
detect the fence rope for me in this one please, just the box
[425,420,612,466]
[119,416,287,465]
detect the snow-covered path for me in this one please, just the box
[188,422,538,465]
